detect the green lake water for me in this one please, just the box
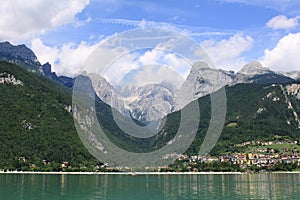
[1,173,300,199]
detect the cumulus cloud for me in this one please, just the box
[267,15,300,30]
[201,33,253,71]
[32,32,252,82]
[31,36,190,88]
[138,49,190,74]
[130,65,185,89]
[134,50,189,87]
[30,38,60,65]
[103,48,190,88]
[31,38,98,76]
[102,52,140,84]
[89,30,197,87]
[0,0,90,42]
[261,33,300,72]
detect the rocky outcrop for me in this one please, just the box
[0,72,23,86]
[177,61,235,108]
[238,61,273,75]
[0,41,38,62]
[286,84,300,100]
[123,84,175,122]
[280,71,300,80]
[42,62,57,79]
[0,41,41,73]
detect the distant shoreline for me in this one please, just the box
[0,171,299,175]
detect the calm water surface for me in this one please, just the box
[1,173,300,200]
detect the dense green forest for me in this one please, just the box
[0,61,100,171]
[158,83,300,156]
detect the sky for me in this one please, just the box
[1,0,300,80]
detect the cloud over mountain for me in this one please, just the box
[201,33,253,71]
[261,33,300,71]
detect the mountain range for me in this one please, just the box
[0,41,300,169]
[3,42,298,124]
[86,59,296,123]
[2,41,298,124]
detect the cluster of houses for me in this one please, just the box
[16,140,300,171]
[176,140,300,170]
[218,151,299,169]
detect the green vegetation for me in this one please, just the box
[261,143,300,151]
[163,159,244,172]
[154,83,300,156]
[0,61,101,171]
[0,60,300,172]
[270,162,298,171]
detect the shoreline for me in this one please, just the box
[0,171,299,175]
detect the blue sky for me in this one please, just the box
[41,0,279,44]
[1,0,300,77]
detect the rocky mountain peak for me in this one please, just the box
[42,62,57,80]
[41,62,52,74]
[239,61,272,75]
[0,41,41,73]
[174,61,236,109]
[89,73,118,106]
[90,72,176,123]
[124,83,175,122]
[0,41,39,63]
[189,61,210,74]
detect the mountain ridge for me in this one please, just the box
[0,60,300,169]
[0,41,298,124]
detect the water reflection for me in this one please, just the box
[0,173,300,199]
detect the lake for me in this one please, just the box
[1,173,300,199]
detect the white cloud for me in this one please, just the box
[135,49,189,87]
[102,52,140,84]
[31,38,98,76]
[98,18,232,38]
[103,48,190,88]
[31,29,242,84]
[201,33,253,71]
[267,15,300,30]
[140,49,190,75]
[132,65,185,89]
[261,33,300,72]
[0,0,90,42]
[91,31,196,87]
[31,38,60,65]
[31,27,236,87]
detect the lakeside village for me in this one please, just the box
[2,139,300,173]
[160,139,300,172]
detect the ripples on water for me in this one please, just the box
[0,173,300,200]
